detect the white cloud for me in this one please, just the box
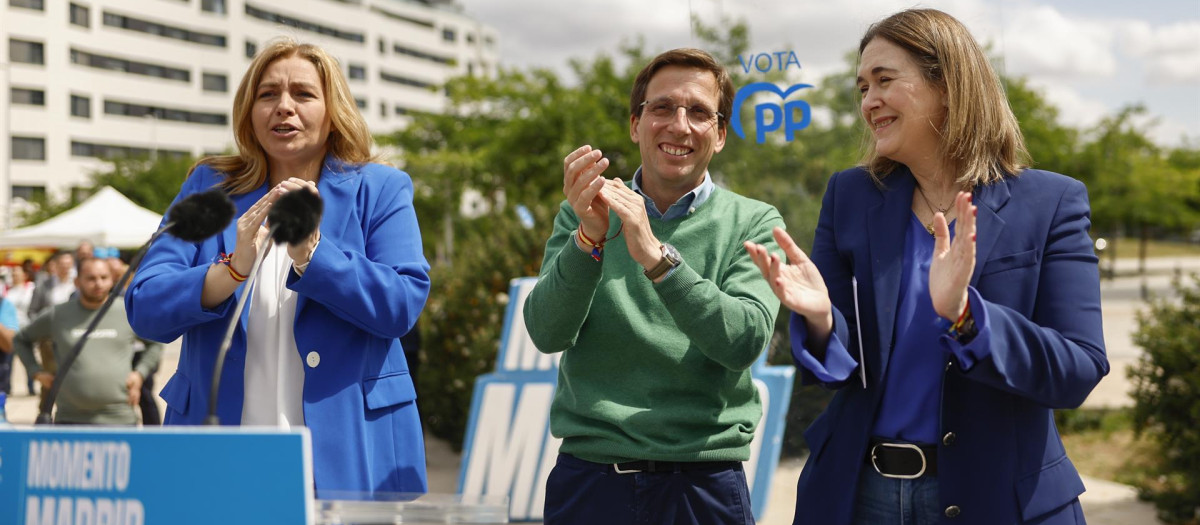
[1025,81,1111,130]
[1132,113,1195,149]
[1120,21,1200,83]
[999,5,1118,78]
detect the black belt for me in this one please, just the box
[867,439,938,479]
[560,454,742,474]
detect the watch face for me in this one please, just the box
[662,243,682,265]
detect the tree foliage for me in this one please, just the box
[1129,275,1200,524]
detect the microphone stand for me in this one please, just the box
[35,223,174,424]
[205,224,279,426]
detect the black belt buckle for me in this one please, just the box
[870,442,927,479]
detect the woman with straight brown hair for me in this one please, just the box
[127,38,431,496]
[746,9,1106,524]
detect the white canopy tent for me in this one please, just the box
[0,187,163,249]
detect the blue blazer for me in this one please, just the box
[790,167,1108,524]
[125,159,432,495]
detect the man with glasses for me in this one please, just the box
[524,48,784,525]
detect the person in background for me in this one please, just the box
[0,295,19,395]
[103,253,162,425]
[27,251,76,404]
[5,264,35,395]
[75,240,95,264]
[14,257,162,425]
[126,38,430,495]
[745,9,1107,525]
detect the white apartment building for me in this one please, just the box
[1,0,497,227]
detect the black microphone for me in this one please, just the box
[268,188,323,245]
[206,188,323,425]
[37,189,236,424]
[163,189,238,242]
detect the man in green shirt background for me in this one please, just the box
[523,48,784,525]
[14,257,162,425]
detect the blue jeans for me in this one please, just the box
[544,453,755,525]
[851,463,940,525]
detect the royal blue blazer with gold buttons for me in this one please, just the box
[125,158,431,496]
[789,166,1108,525]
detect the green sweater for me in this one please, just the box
[524,186,784,463]
[14,298,162,424]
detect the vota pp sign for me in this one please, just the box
[730,51,815,144]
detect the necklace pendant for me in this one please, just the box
[925,223,935,236]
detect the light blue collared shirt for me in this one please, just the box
[630,168,715,279]
[631,168,715,221]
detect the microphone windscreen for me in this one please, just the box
[166,189,236,242]
[269,189,323,245]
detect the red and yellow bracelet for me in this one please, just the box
[576,225,624,262]
[225,262,248,282]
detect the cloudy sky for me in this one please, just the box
[456,0,1199,148]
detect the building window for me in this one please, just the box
[69,3,89,27]
[103,11,226,47]
[244,4,364,43]
[202,72,228,92]
[392,44,453,66]
[394,105,409,116]
[71,140,187,160]
[245,40,257,58]
[11,136,46,160]
[367,6,433,29]
[70,48,190,82]
[442,28,456,42]
[9,39,44,65]
[379,102,386,118]
[11,185,46,201]
[378,38,385,55]
[467,33,475,44]
[201,0,225,14]
[379,70,433,90]
[71,94,91,118]
[104,99,227,125]
[10,0,44,11]
[11,87,45,106]
[348,64,365,80]
[355,98,366,110]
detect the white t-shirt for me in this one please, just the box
[240,245,306,428]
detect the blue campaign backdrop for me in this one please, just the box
[457,277,795,521]
[0,426,312,525]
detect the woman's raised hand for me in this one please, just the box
[929,191,977,320]
[744,227,833,336]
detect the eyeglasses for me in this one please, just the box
[638,100,723,127]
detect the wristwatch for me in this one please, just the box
[644,243,682,280]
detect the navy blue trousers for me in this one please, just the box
[544,453,755,525]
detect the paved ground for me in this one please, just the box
[9,256,1197,524]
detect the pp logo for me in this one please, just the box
[730,82,814,144]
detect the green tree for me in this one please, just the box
[1078,107,1200,270]
[1129,274,1200,524]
